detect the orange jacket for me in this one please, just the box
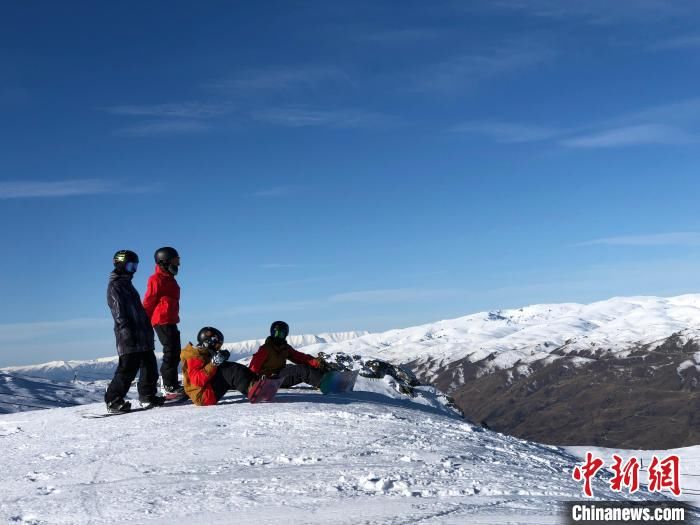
[249,337,317,376]
[181,343,218,406]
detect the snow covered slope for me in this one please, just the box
[0,379,687,525]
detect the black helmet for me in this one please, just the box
[154,246,180,276]
[197,326,224,350]
[270,321,289,341]
[113,250,139,274]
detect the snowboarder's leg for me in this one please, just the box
[279,364,324,388]
[155,324,181,390]
[211,362,256,401]
[136,350,159,399]
[105,353,140,403]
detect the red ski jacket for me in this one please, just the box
[249,337,318,376]
[142,265,180,326]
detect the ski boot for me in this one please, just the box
[139,395,166,409]
[106,398,132,414]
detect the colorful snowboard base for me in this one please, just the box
[319,369,359,395]
[248,376,284,404]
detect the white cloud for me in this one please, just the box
[483,0,692,25]
[253,186,295,198]
[0,318,111,341]
[412,42,555,94]
[105,102,232,119]
[561,124,696,148]
[653,34,700,50]
[0,180,124,199]
[359,28,442,44]
[206,66,349,93]
[115,120,210,137]
[450,121,562,143]
[575,232,700,247]
[330,288,459,304]
[251,107,396,128]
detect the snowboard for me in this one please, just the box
[82,395,190,419]
[248,376,283,404]
[319,369,359,395]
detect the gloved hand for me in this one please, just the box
[211,349,230,366]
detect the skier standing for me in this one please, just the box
[105,250,164,413]
[249,321,325,388]
[143,246,184,397]
[180,327,257,405]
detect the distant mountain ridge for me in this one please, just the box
[3,295,700,447]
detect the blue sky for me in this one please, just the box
[3,1,700,366]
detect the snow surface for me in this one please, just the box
[1,377,688,525]
[2,294,700,523]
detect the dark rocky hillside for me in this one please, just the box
[411,334,700,449]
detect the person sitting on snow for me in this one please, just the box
[181,327,257,405]
[249,321,325,388]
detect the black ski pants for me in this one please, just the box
[105,350,158,403]
[278,364,324,388]
[211,362,256,402]
[155,324,181,389]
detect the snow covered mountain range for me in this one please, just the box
[3,294,700,448]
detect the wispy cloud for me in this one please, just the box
[251,107,397,128]
[206,66,349,93]
[330,288,459,304]
[483,0,692,25]
[412,42,555,94]
[575,232,700,247]
[0,180,134,199]
[0,318,111,341]
[115,120,211,137]
[259,263,302,269]
[358,28,442,44]
[560,124,696,148]
[105,101,232,119]
[450,121,563,143]
[459,97,700,148]
[106,101,232,137]
[653,34,700,50]
[253,186,296,198]
[224,300,322,316]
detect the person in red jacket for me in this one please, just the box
[249,321,325,388]
[181,327,256,405]
[143,246,183,395]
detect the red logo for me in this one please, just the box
[573,453,682,497]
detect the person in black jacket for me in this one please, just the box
[104,250,164,413]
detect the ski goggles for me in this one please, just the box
[272,327,288,339]
[125,261,139,273]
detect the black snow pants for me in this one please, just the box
[278,364,324,389]
[105,350,159,403]
[211,362,257,401]
[155,324,181,389]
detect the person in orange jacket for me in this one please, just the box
[143,246,183,395]
[181,327,256,405]
[249,321,325,388]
